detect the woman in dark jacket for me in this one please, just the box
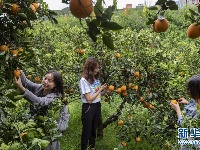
[14,70,64,150]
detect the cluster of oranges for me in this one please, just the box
[13,69,41,83]
[120,137,141,147]
[0,45,24,57]
[139,96,154,109]
[151,18,200,39]
[10,2,39,14]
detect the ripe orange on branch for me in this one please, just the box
[11,3,21,14]
[108,85,114,91]
[32,2,39,11]
[14,69,21,78]
[35,77,41,83]
[154,18,169,33]
[121,141,127,147]
[116,88,122,94]
[121,85,126,91]
[70,0,93,18]
[122,91,127,97]
[187,23,200,39]
[30,4,36,13]
[134,71,140,78]
[116,53,121,58]
[117,120,124,126]
[11,50,18,57]
[136,137,141,142]
[133,85,138,91]
[0,45,8,52]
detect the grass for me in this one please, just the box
[60,98,121,150]
[60,96,175,150]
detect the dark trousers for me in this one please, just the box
[81,102,101,150]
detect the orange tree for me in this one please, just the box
[1,0,200,149]
[0,0,63,149]
[24,5,200,148]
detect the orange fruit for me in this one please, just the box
[171,100,177,104]
[108,85,114,91]
[139,97,144,102]
[148,104,154,109]
[11,3,20,14]
[122,91,127,97]
[152,23,161,33]
[32,2,39,11]
[136,137,141,142]
[18,47,24,53]
[14,69,21,78]
[187,23,200,39]
[134,71,140,78]
[121,141,127,147]
[70,0,93,18]
[117,88,122,94]
[0,45,8,52]
[30,4,36,13]
[133,85,138,91]
[154,18,169,32]
[117,120,124,126]
[116,53,121,58]
[79,49,85,55]
[19,132,27,138]
[121,85,126,91]
[35,77,41,83]
[143,101,149,108]
[11,50,18,57]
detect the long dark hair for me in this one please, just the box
[187,74,200,101]
[82,57,100,84]
[45,70,64,100]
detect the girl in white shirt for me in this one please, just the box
[79,57,107,150]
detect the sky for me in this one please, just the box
[43,0,158,10]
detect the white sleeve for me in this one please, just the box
[80,79,90,95]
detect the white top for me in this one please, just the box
[79,77,101,103]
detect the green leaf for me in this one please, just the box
[18,13,28,20]
[166,1,176,6]
[198,5,200,13]
[13,95,24,101]
[49,10,57,16]
[6,90,20,100]
[6,101,16,108]
[148,6,158,10]
[113,0,117,9]
[102,32,114,50]
[100,22,123,30]
[189,9,199,16]
[104,5,115,21]
[168,4,178,10]
[51,17,58,24]
[94,0,104,17]
[155,0,167,5]
[87,22,100,42]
